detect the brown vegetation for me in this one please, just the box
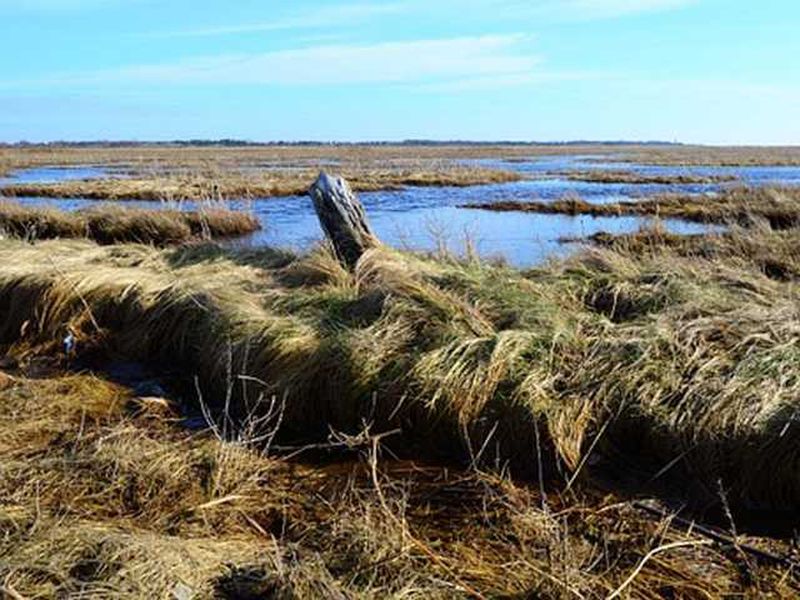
[0,143,621,174]
[464,186,800,229]
[1,231,799,513]
[3,143,800,180]
[3,175,800,595]
[2,371,795,597]
[618,145,800,166]
[0,201,259,245]
[568,221,800,281]
[0,167,522,201]
[560,169,738,185]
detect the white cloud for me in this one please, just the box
[27,34,539,88]
[0,0,697,20]
[149,3,405,38]
[413,69,611,93]
[418,0,697,21]
[0,0,144,10]
[552,0,697,18]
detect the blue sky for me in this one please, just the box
[1,0,798,143]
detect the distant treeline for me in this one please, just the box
[1,139,683,148]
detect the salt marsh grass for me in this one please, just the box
[2,173,800,597]
[0,201,260,244]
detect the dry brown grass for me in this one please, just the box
[2,157,800,596]
[0,167,522,201]
[465,186,800,229]
[3,144,800,179]
[0,224,799,521]
[0,371,796,598]
[0,201,259,244]
[560,170,738,185]
[0,144,606,174]
[566,220,800,282]
[618,145,800,166]
[3,144,799,208]
[3,143,800,170]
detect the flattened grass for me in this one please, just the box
[0,201,260,245]
[0,372,796,598]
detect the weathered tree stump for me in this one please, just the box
[309,172,379,268]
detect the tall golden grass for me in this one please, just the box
[560,169,738,185]
[1,218,799,514]
[0,166,522,201]
[0,201,260,244]
[465,186,800,229]
[0,372,795,598]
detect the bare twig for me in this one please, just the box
[606,540,712,599]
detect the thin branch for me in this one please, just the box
[606,540,712,599]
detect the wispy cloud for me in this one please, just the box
[541,0,698,19]
[0,0,145,11]
[12,34,539,88]
[0,0,695,18]
[418,0,697,21]
[414,69,612,93]
[148,3,405,38]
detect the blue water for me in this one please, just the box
[0,165,117,185]
[464,156,800,204]
[3,156,800,267]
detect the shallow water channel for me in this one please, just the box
[4,156,800,267]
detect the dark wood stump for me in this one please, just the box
[309,172,379,268]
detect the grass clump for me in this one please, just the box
[464,186,800,230]
[560,169,738,185]
[0,201,260,245]
[1,225,800,519]
[572,220,800,282]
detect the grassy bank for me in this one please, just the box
[3,372,794,598]
[0,202,260,244]
[1,226,800,516]
[3,210,800,596]
[559,170,738,185]
[464,186,800,229]
[0,166,522,201]
[568,221,800,281]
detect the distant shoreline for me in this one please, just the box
[1,139,687,148]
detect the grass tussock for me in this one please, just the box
[0,372,796,598]
[1,223,800,519]
[0,201,260,245]
[571,221,800,282]
[560,169,738,185]
[464,186,800,230]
